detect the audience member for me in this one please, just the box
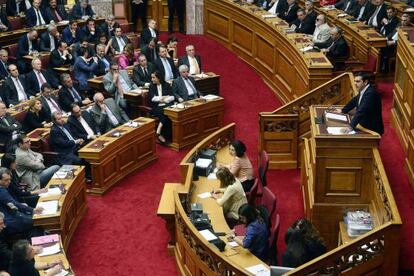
[94,44,112,76]
[380,6,399,37]
[71,0,95,20]
[26,0,48,27]
[45,0,68,23]
[178,45,201,74]
[3,64,30,107]
[16,29,39,73]
[67,103,99,142]
[39,24,60,52]
[99,15,120,39]
[292,9,315,35]
[59,73,92,112]
[118,43,138,69]
[90,92,129,134]
[141,19,159,47]
[131,0,147,31]
[352,0,375,22]
[0,10,11,33]
[26,58,60,96]
[23,98,52,133]
[267,0,288,16]
[281,0,299,24]
[73,47,98,91]
[148,71,174,144]
[334,0,357,14]
[6,0,29,16]
[211,167,248,229]
[0,50,9,80]
[366,0,387,28]
[168,0,185,34]
[109,27,130,55]
[311,14,331,44]
[304,0,317,23]
[62,20,82,46]
[166,36,178,60]
[95,34,111,54]
[132,54,155,87]
[72,37,95,60]
[141,38,159,63]
[317,26,349,66]
[172,65,200,102]
[82,18,99,43]
[49,41,73,69]
[39,83,63,116]
[154,45,178,82]
[0,101,22,149]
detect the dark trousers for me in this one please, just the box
[131,1,147,31]
[168,0,185,33]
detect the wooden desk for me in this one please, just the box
[33,166,87,252]
[7,100,29,122]
[78,117,157,195]
[27,128,51,152]
[164,97,225,151]
[204,0,333,104]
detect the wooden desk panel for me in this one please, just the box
[35,237,74,276]
[78,117,157,195]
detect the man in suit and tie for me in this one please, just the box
[141,38,159,63]
[178,45,202,75]
[311,15,331,44]
[173,65,200,103]
[366,0,387,29]
[45,0,68,23]
[0,10,11,33]
[39,83,63,116]
[317,26,349,67]
[26,0,49,27]
[0,101,22,149]
[73,47,98,91]
[132,54,155,87]
[154,45,178,82]
[140,19,159,48]
[6,0,29,16]
[94,44,112,76]
[26,58,60,96]
[352,0,375,22]
[335,0,357,14]
[3,64,31,107]
[304,1,317,24]
[340,73,384,135]
[103,62,137,110]
[90,92,129,134]
[98,15,120,39]
[109,27,130,54]
[379,6,399,37]
[71,0,95,20]
[67,103,99,142]
[267,0,288,16]
[59,73,92,112]
[49,41,73,70]
[39,24,60,52]
[0,50,9,80]
[62,20,82,46]
[16,29,40,73]
[82,18,99,43]
[281,0,299,24]
[291,9,315,35]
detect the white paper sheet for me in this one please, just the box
[37,201,59,215]
[199,229,217,241]
[300,46,314,52]
[52,172,67,179]
[198,192,212,199]
[39,188,62,197]
[37,243,61,257]
[195,158,212,168]
[245,264,270,276]
[262,14,277,19]
[202,94,220,101]
[227,241,239,247]
[325,112,348,122]
[326,127,356,135]
[207,173,217,180]
[45,269,69,276]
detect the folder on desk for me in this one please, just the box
[32,234,59,246]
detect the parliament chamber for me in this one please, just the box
[0,0,414,275]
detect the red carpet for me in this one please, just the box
[68,34,414,274]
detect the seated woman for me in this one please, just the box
[149,71,175,144]
[8,240,63,276]
[218,140,254,192]
[96,34,112,56]
[228,203,269,261]
[166,35,178,60]
[1,154,45,208]
[211,167,248,228]
[23,98,52,133]
[282,218,327,268]
[118,43,139,69]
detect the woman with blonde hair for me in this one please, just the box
[23,98,52,132]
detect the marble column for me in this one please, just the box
[186,0,204,34]
[90,0,113,18]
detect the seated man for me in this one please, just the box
[82,18,99,43]
[15,135,60,191]
[99,14,120,39]
[26,58,60,96]
[141,38,159,63]
[94,44,112,76]
[16,29,40,73]
[132,54,155,87]
[0,49,9,80]
[39,83,63,116]
[316,26,349,67]
[340,73,384,135]
[304,0,317,25]
[178,45,202,75]
[73,48,98,92]
[39,24,60,52]
[173,65,200,103]
[0,10,11,33]
[154,45,178,82]
[109,27,130,55]
[72,37,95,60]
[291,9,315,35]
[140,19,159,48]
[334,0,357,14]
[0,101,22,149]
[0,212,11,272]
[49,41,73,70]
[380,6,399,37]
[45,0,68,23]
[59,73,92,112]
[0,168,42,235]
[26,0,48,27]
[6,0,29,16]
[71,0,95,20]
[267,0,288,16]
[103,62,138,110]
[281,0,299,24]
[62,20,82,46]
[90,92,129,134]
[67,103,100,142]
[311,15,331,44]
[352,0,375,22]
[365,0,387,29]
[3,64,31,107]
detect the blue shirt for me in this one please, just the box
[243,219,269,261]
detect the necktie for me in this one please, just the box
[70,87,82,102]
[36,9,44,25]
[186,79,197,96]
[105,106,119,126]
[143,67,148,76]
[161,58,173,80]
[368,6,380,26]
[152,49,157,61]
[61,126,74,141]
[190,57,200,75]
[15,78,27,101]
[48,97,61,112]
[2,117,10,126]
[55,9,62,22]
[82,7,85,16]
[2,62,8,75]
[37,71,46,86]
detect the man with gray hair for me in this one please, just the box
[98,15,120,38]
[311,14,331,44]
[39,24,60,51]
[173,64,200,103]
[178,45,202,75]
[94,44,112,76]
[316,26,349,68]
[0,49,9,80]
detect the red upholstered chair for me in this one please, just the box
[130,36,140,50]
[120,23,133,35]
[260,187,277,221]
[268,213,280,265]
[246,178,259,205]
[39,136,59,167]
[6,44,18,63]
[259,150,269,187]
[9,17,23,30]
[345,52,378,81]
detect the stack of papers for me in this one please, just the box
[300,46,314,52]
[202,94,220,101]
[39,188,62,197]
[326,127,356,135]
[406,8,414,12]
[197,192,212,199]
[37,243,61,257]
[245,264,270,276]
[195,158,212,168]
[124,121,139,128]
[45,269,69,276]
[199,229,217,241]
[337,13,348,18]
[37,201,59,215]
[262,14,277,19]
[32,234,59,246]
[52,172,68,179]
[325,112,348,122]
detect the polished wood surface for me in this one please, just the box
[78,117,157,195]
[33,166,87,252]
[391,27,414,190]
[35,236,74,276]
[164,97,225,151]
[204,0,333,104]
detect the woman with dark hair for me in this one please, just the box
[1,154,45,208]
[23,98,52,133]
[293,218,327,259]
[218,140,254,192]
[212,167,247,228]
[96,34,111,55]
[149,71,175,144]
[8,240,63,276]
[118,43,139,69]
[228,203,269,261]
[166,35,178,60]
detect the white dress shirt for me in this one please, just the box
[358,84,370,106]
[79,116,95,139]
[12,77,27,101]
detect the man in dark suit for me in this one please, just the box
[59,73,92,112]
[26,0,49,27]
[281,0,299,24]
[0,50,9,80]
[72,38,95,60]
[317,26,349,65]
[67,103,99,142]
[62,20,82,46]
[266,0,288,16]
[131,0,147,32]
[141,38,159,63]
[132,54,155,87]
[16,29,40,73]
[335,0,357,14]
[178,45,202,75]
[26,58,60,96]
[82,18,99,43]
[140,19,159,48]
[39,24,60,52]
[304,0,317,24]
[167,0,185,34]
[352,0,375,21]
[365,0,387,29]
[0,101,22,148]
[341,73,384,135]
[292,9,315,35]
[173,65,200,102]
[3,64,31,107]
[379,6,399,37]
[0,11,11,32]
[39,83,63,116]
[6,0,29,16]
[90,92,129,134]
[94,44,112,76]
[71,0,95,20]
[99,15,120,39]
[45,0,68,23]
[49,41,73,70]
[110,27,130,54]
[154,45,178,82]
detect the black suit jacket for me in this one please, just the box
[71,3,95,19]
[67,111,99,141]
[6,0,28,16]
[0,61,9,80]
[98,22,120,38]
[39,95,62,117]
[293,15,315,35]
[82,26,99,43]
[111,35,130,53]
[39,32,59,52]
[140,27,159,47]
[172,76,200,101]
[50,124,77,165]
[26,7,49,27]
[352,1,375,21]
[141,44,159,63]
[0,12,11,32]
[177,55,202,73]
[326,36,350,60]
[23,110,51,133]
[281,3,299,24]
[45,5,68,22]
[26,70,59,95]
[154,57,178,80]
[380,17,399,37]
[335,0,357,13]
[59,85,85,112]
[366,3,387,27]
[342,85,384,135]
[0,114,22,145]
[3,76,31,106]
[94,55,112,76]
[148,82,173,108]
[265,0,287,15]
[49,49,73,68]
[132,62,155,86]
[17,34,40,59]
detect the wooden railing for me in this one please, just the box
[259,73,356,169]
